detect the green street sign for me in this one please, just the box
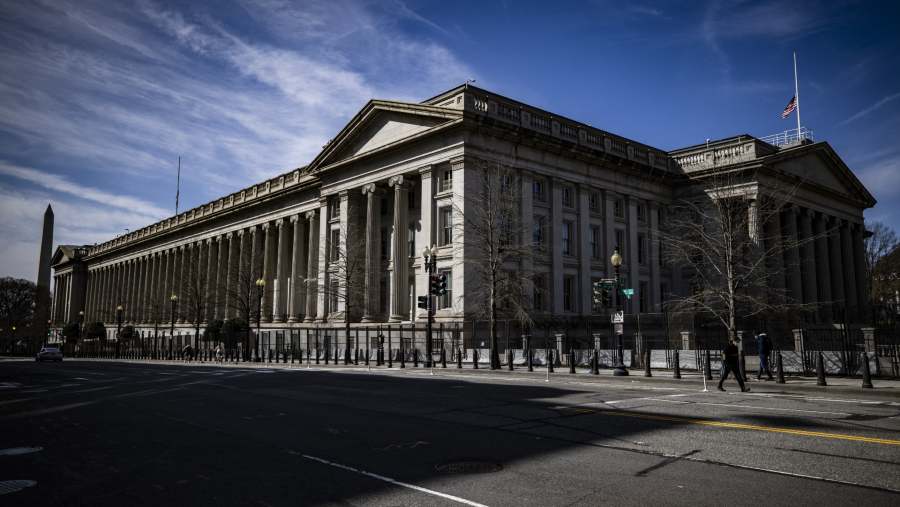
[622,288,634,299]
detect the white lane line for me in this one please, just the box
[0,480,37,495]
[643,398,852,416]
[0,447,42,456]
[0,398,35,407]
[743,392,900,406]
[296,452,489,507]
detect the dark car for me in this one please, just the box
[36,346,63,362]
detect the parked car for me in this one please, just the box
[36,346,63,362]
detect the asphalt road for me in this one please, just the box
[2,360,900,506]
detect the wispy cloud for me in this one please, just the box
[838,91,900,126]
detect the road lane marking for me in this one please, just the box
[0,447,42,456]
[643,398,853,417]
[296,452,489,506]
[601,410,900,445]
[0,480,37,495]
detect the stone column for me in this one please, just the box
[520,171,534,310]
[177,245,189,324]
[799,208,818,311]
[224,232,239,320]
[627,197,640,314]
[551,179,564,314]
[262,221,278,322]
[828,218,845,312]
[195,240,207,324]
[288,215,306,323]
[125,259,135,322]
[136,257,147,323]
[304,210,319,322]
[389,176,410,321]
[206,237,218,322]
[763,207,786,305]
[215,234,228,321]
[274,218,291,323]
[145,254,156,324]
[748,199,760,248]
[236,230,252,321]
[813,213,832,322]
[840,221,858,320]
[578,187,592,315]
[782,207,803,305]
[649,202,661,310]
[852,223,869,322]
[361,184,382,321]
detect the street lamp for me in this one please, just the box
[422,245,436,369]
[610,247,628,376]
[115,305,123,359]
[255,278,265,362]
[169,294,177,360]
[77,310,84,354]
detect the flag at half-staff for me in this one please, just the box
[781,96,797,118]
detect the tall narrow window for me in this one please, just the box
[589,192,600,211]
[533,274,546,311]
[408,223,416,257]
[590,226,601,259]
[614,199,624,219]
[533,179,546,202]
[637,233,647,265]
[439,207,453,246]
[562,186,573,207]
[328,278,339,313]
[440,169,453,192]
[639,281,648,313]
[615,229,625,258]
[562,221,573,255]
[533,216,545,247]
[637,203,647,222]
[329,229,340,262]
[563,276,574,312]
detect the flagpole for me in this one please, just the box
[793,51,801,141]
[175,156,181,215]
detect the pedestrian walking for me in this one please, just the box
[756,332,774,380]
[717,339,749,392]
[215,344,223,362]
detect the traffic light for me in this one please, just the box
[601,288,611,307]
[429,275,440,295]
[437,273,448,296]
[417,295,428,310]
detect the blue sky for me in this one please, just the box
[1,0,899,281]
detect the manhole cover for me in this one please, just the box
[435,460,503,474]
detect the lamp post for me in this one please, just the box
[77,310,84,356]
[115,305,123,359]
[610,247,628,376]
[422,245,437,370]
[255,278,265,362]
[169,294,177,360]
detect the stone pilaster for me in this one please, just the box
[627,196,640,314]
[316,202,329,321]
[649,201,661,310]
[262,221,277,322]
[214,234,228,321]
[578,186,592,315]
[389,175,410,321]
[177,245,188,324]
[415,167,433,320]
[205,237,218,322]
[799,208,818,310]
[551,179,564,314]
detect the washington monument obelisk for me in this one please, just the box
[34,203,54,345]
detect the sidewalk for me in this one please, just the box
[24,356,900,400]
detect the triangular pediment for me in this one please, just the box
[770,143,876,207]
[309,100,462,172]
[50,246,75,266]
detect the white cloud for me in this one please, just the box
[838,91,900,126]
[858,154,900,200]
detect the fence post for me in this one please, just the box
[776,349,786,383]
[861,327,878,376]
[673,349,681,379]
[816,351,827,386]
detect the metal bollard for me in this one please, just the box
[441,348,447,368]
[644,347,652,377]
[673,349,681,379]
[704,349,713,380]
[457,347,462,369]
[548,349,554,373]
[473,348,479,369]
[861,351,873,389]
[413,348,419,368]
[591,349,598,375]
[816,351,827,386]
[568,349,576,374]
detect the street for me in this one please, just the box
[2,360,900,506]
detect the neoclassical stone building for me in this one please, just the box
[50,84,875,344]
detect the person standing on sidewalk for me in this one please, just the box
[718,339,749,392]
[756,332,774,380]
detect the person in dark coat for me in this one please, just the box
[756,332,774,380]
[718,339,749,392]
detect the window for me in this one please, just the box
[328,278,339,313]
[500,172,513,193]
[614,199,624,219]
[637,203,647,222]
[328,197,340,220]
[562,221,573,256]
[562,186,573,207]
[381,228,389,260]
[637,233,647,265]
[329,229,340,262]
[615,229,625,258]
[533,179,546,202]
[408,223,416,257]
[660,283,669,304]
[439,207,453,246]
[408,190,416,209]
[533,274,546,311]
[563,276,574,312]
[588,192,600,211]
[639,281,649,313]
[438,269,452,309]
[590,226,601,259]
[440,169,453,192]
[533,216,546,247]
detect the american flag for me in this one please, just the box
[781,96,797,118]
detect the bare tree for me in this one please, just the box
[454,160,534,369]
[181,252,207,352]
[864,220,899,305]
[224,244,258,360]
[317,227,367,362]
[659,170,812,341]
